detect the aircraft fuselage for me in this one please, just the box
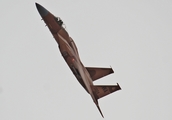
[35,3,97,103]
[36,3,121,117]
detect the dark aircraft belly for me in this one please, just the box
[61,51,88,93]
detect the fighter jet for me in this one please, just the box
[35,3,121,118]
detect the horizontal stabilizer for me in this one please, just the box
[96,104,104,118]
[92,83,121,99]
[86,67,114,81]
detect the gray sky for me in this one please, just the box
[1,0,172,119]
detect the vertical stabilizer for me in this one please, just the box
[93,83,121,99]
[86,67,114,81]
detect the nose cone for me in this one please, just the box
[35,3,49,17]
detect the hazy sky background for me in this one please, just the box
[1,0,172,119]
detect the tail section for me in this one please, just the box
[86,67,114,81]
[86,67,121,117]
[92,83,121,99]
[96,104,104,118]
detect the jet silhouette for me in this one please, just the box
[35,3,121,118]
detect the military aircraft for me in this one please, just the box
[35,3,121,118]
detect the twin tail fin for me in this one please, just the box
[92,83,121,99]
[86,67,114,81]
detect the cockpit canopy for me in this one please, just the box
[54,16,63,26]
